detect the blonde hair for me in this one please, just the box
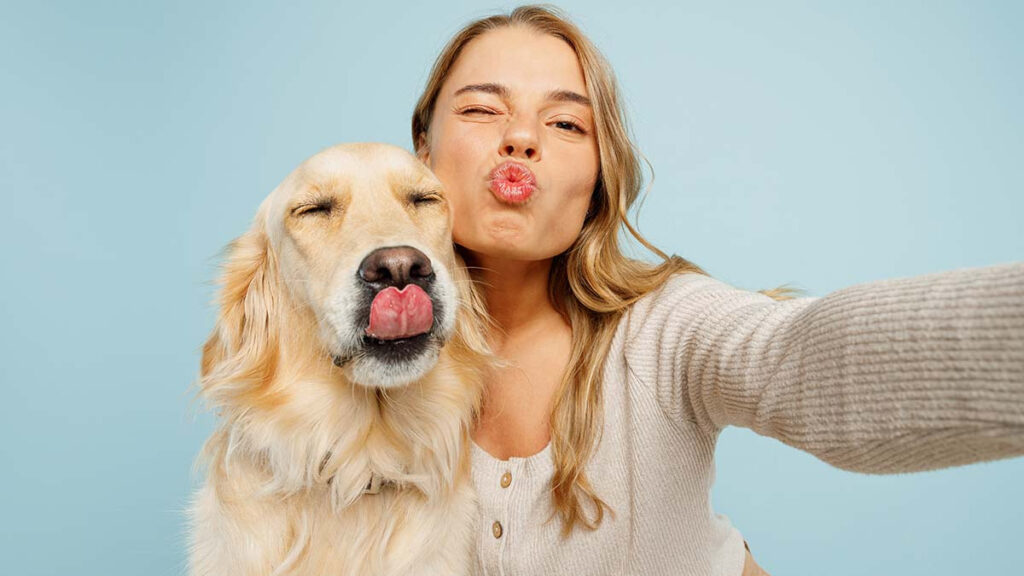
[411,4,801,537]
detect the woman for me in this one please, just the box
[410,5,1024,575]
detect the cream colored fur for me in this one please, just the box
[188,143,491,575]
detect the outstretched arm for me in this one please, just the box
[626,261,1024,474]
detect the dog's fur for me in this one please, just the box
[188,143,491,575]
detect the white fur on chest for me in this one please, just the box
[188,443,478,576]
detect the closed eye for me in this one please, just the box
[457,106,499,115]
[411,192,444,206]
[291,199,334,217]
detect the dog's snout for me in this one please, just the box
[358,246,434,288]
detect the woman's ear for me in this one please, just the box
[199,218,281,409]
[415,133,431,166]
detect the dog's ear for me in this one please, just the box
[199,217,281,410]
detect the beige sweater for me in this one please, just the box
[470,261,1024,575]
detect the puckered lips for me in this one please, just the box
[488,160,537,204]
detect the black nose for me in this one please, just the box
[357,246,434,288]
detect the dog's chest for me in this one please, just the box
[279,483,477,575]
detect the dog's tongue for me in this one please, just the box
[367,285,433,340]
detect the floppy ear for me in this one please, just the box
[199,216,282,411]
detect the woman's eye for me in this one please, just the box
[553,119,586,134]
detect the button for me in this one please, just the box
[500,471,512,488]
[492,520,503,539]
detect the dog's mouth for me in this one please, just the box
[359,331,433,360]
[330,246,455,387]
[366,284,434,340]
[358,284,435,362]
[336,280,446,367]
[332,325,439,370]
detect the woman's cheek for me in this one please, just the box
[551,181,595,251]
[549,209,587,255]
[449,199,468,245]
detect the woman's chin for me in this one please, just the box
[457,237,570,264]
[458,217,525,250]
[461,240,531,262]
[454,214,578,262]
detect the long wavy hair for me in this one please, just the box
[411,4,801,538]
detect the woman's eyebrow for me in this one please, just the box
[453,83,591,107]
[454,83,510,100]
[546,89,591,107]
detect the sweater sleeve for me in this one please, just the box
[624,261,1024,474]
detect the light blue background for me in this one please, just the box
[2,1,1021,575]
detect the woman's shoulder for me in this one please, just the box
[616,271,795,368]
[614,271,799,434]
[624,272,756,328]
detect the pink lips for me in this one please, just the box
[488,160,537,204]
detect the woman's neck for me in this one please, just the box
[462,251,560,344]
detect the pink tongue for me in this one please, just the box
[367,285,434,340]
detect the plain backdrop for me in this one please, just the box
[1,1,1022,575]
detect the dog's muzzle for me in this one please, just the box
[338,246,446,367]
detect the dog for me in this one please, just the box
[188,143,492,575]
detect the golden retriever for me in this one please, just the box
[188,143,491,575]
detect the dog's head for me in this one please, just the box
[202,143,473,400]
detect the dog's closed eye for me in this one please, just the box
[409,190,444,207]
[291,198,336,217]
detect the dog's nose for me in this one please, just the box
[358,246,434,288]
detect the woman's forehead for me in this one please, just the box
[444,27,588,98]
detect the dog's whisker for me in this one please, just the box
[453,275,496,289]
[457,264,496,273]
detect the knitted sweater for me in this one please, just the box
[470,261,1024,576]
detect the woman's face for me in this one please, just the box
[420,26,600,263]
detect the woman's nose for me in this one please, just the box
[499,117,540,160]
